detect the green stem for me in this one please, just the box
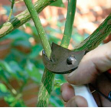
[37,12,111,106]
[37,0,76,107]
[0,0,56,38]
[24,0,55,107]
[18,81,27,93]
[8,0,15,21]
[74,13,111,51]
[24,0,51,58]
[61,0,76,48]
[37,69,55,107]
[0,70,17,95]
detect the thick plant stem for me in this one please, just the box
[0,0,56,38]
[37,69,55,107]
[37,0,76,107]
[74,13,111,51]
[24,0,51,58]
[24,0,55,107]
[61,0,76,48]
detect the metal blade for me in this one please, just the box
[42,43,86,74]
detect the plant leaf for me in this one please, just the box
[25,61,42,83]
[28,44,43,59]
[54,79,63,90]
[0,83,10,98]
[1,29,31,41]
[50,0,65,7]
[0,61,13,73]
[49,95,64,107]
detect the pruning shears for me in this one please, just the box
[42,43,111,107]
[42,43,86,74]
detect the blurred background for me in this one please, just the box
[0,0,111,107]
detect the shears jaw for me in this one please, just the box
[42,43,86,74]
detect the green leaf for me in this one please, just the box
[13,38,31,47]
[1,29,31,41]
[46,26,62,34]
[0,61,13,74]
[0,83,10,98]
[72,33,84,44]
[54,79,63,90]
[25,61,42,83]
[0,83,8,93]
[0,60,19,80]
[57,21,65,27]
[8,61,28,82]
[49,95,64,107]
[33,60,44,70]
[0,90,10,98]
[5,49,27,63]
[4,95,26,107]
[0,60,27,82]
[47,34,61,44]
[50,0,64,7]
[0,70,10,84]
[28,44,43,59]
[0,83,25,107]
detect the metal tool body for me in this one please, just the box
[42,43,111,107]
[42,43,97,107]
[42,43,86,74]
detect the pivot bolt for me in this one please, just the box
[67,56,76,65]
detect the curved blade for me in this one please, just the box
[42,43,85,74]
